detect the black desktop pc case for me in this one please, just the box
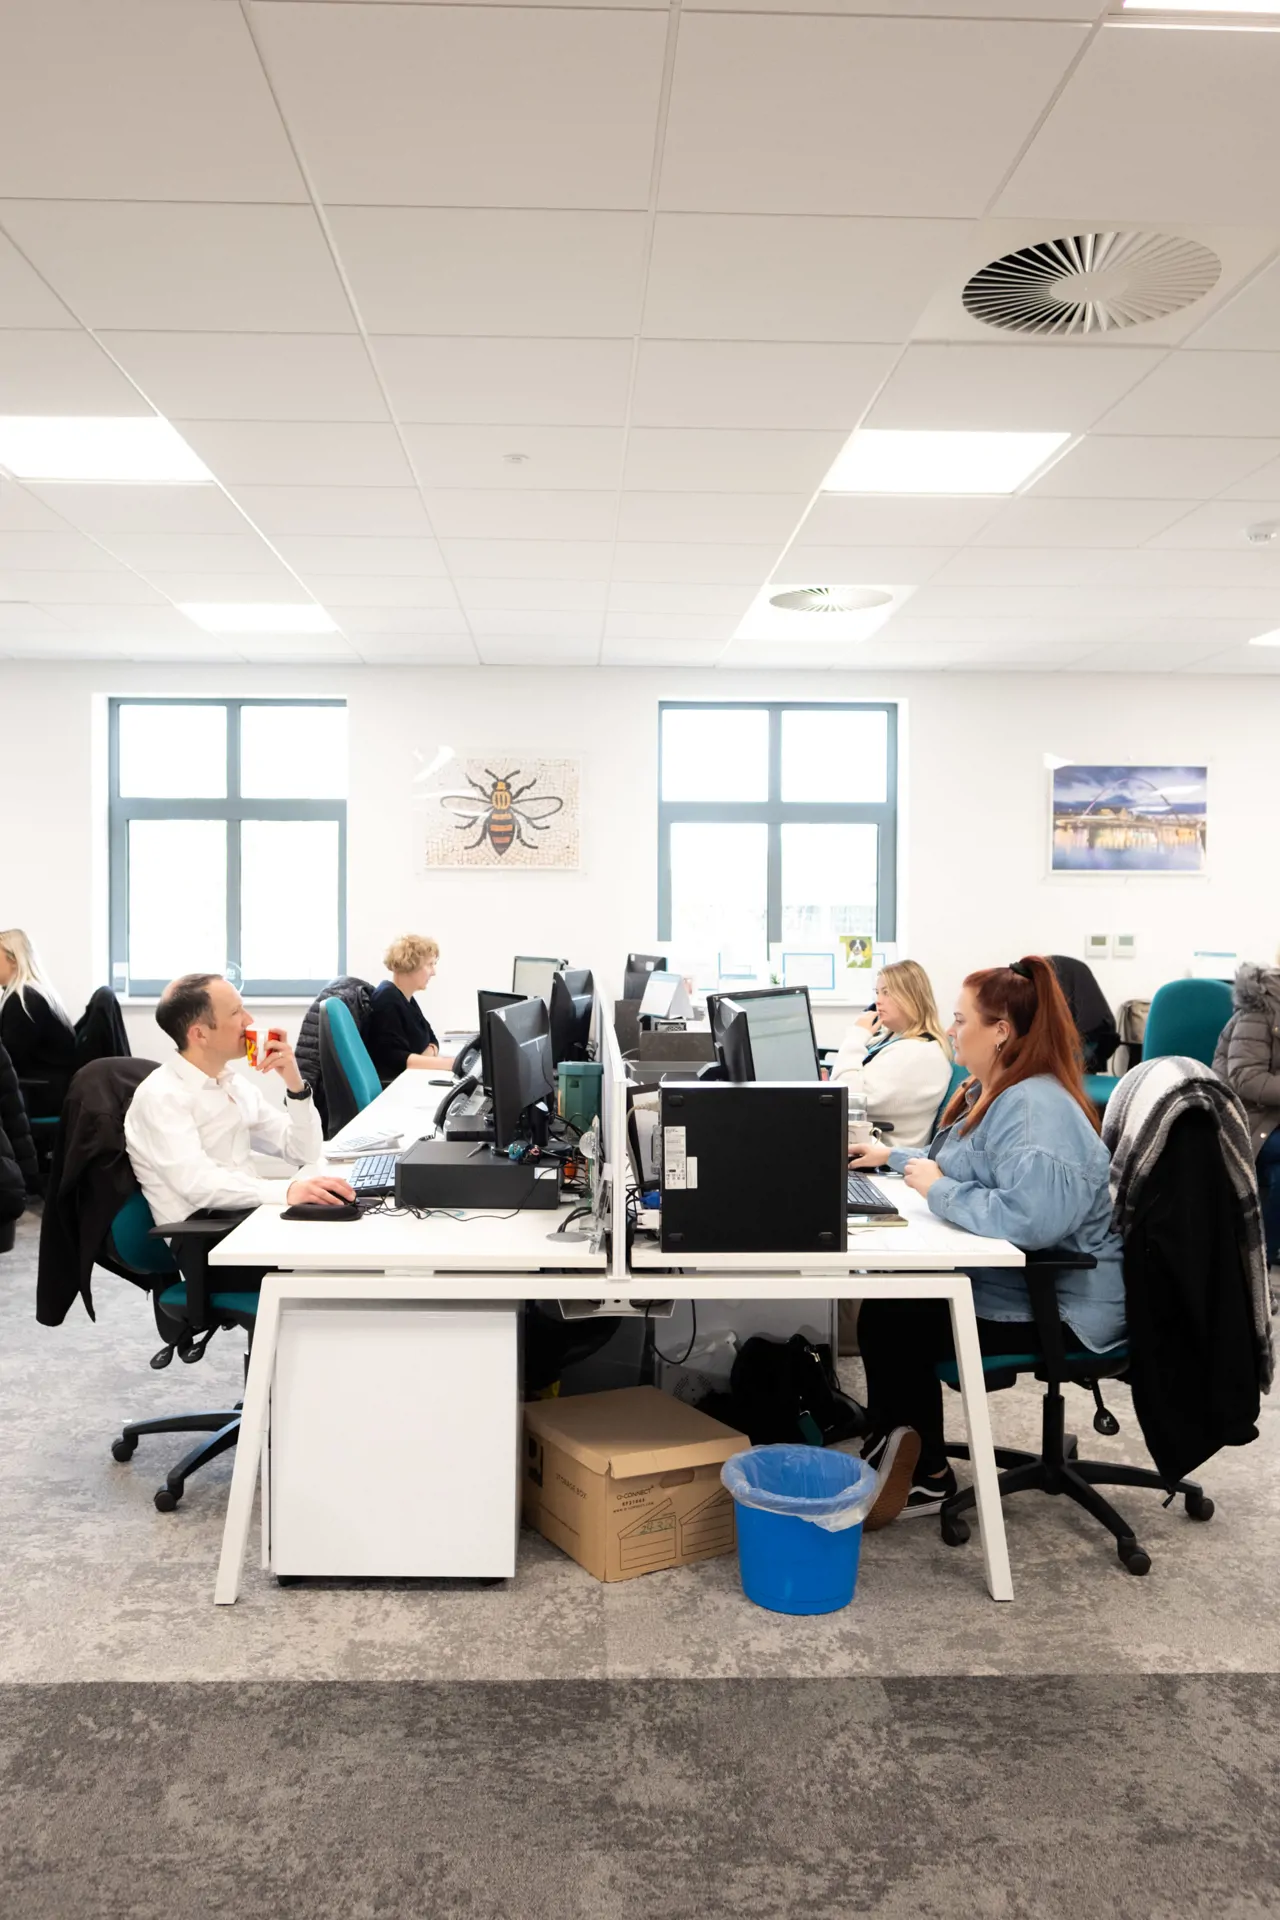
[658,1082,848,1254]
[395,1139,560,1211]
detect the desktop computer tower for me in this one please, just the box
[658,1082,847,1254]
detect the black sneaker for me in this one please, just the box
[863,1428,922,1532]
[899,1463,959,1519]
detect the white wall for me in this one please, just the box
[2,660,1275,1055]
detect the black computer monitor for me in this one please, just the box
[624,951,667,1000]
[477,989,525,1092]
[549,967,595,1064]
[512,955,565,1002]
[707,987,820,1083]
[489,996,556,1150]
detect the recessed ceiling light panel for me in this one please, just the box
[824,429,1071,496]
[179,603,337,635]
[1122,3,1280,15]
[0,416,211,484]
[1248,628,1280,646]
[963,232,1220,338]
[769,586,893,614]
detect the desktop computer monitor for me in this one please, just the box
[638,969,693,1023]
[477,989,525,1093]
[489,995,556,1150]
[512,955,565,1003]
[549,967,595,1064]
[624,952,667,1000]
[707,986,820,1083]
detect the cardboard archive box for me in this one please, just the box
[522,1386,748,1582]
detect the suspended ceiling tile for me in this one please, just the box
[997,23,1280,227]
[253,3,667,208]
[101,333,388,423]
[436,539,613,582]
[659,14,1088,216]
[0,232,76,328]
[864,342,1165,434]
[622,427,844,495]
[0,330,153,414]
[0,0,305,201]
[174,421,414,488]
[1097,351,1280,439]
[373,335,633,427]
[267,536,449,578]
[1029,433,1280,500]
[229,487,432,539]
[642,216,971,342]
[421,490,619,542]
[402,425,624,493]
[0,202,354,332]
[616,492,807,544]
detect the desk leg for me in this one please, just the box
[947,1286,1013,1604]
[215,1280,282,1605]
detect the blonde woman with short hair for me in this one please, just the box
[362,933,452,1081]
[0,928,77,1111]
[830,958,951,1149]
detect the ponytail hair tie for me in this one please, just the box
[1009,960,1032,981]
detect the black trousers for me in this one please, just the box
[858,1296,1073,1475]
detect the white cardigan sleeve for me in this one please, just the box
[830,1031,952,1149]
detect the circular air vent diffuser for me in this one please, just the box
[963,232,1220,337]
[768,586,892,614]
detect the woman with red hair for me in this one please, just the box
[850,955,1126,1528]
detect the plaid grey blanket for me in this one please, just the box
[1103,1055,1275,1393]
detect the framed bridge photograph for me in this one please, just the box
[1050,764,1208,876]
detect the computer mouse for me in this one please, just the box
[281,1200,363,1221]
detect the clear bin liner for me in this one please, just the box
[721,1444,877,1533]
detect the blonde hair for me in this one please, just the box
[878,959,951,1055]
[0,928,68,1019]
[384,933,439,975]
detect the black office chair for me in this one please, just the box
[934,1106,1254,1575]
[100,1190,260,1511]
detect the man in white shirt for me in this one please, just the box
[125,973,355,1223]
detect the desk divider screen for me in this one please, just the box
[601,1015,628,1282]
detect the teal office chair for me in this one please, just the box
[1142,977,1233,1067]
[1084,1071,1121,1112]
[103,1190,260,1512]
[933,1059,970,1132]
[318,995,382,1133]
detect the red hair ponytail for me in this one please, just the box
[944,954,1097,1135]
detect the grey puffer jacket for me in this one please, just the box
[1212,963,1280,1152]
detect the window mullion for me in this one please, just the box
[226,703,241,981]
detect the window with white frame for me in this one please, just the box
[107,698,347,998]
[657,702,897,980]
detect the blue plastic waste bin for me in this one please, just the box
[722,1445,877,1616]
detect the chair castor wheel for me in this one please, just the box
[154,1485,181,1512]
[1184,1491,1214,1522]
[111,1436,137,1462]
[940,1514,970,1548]
[1117,1539,1150,1576]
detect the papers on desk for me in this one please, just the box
[324,1131,404,1160]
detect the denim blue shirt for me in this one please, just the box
[887,1074,1127,1353]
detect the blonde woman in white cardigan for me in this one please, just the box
[831,959,952,1150]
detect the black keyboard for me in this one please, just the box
[351,1151,400,1196]
[846,1171,902,1215]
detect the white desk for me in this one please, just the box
[211,1075,611,1603]
[631,1181,1022,1604]
[212,1079,1021,1606]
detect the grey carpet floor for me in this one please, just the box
[3,1678,1279,1920]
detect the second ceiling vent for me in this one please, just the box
[962,231,1221,337]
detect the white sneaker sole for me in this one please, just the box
[864,1428,922,1532]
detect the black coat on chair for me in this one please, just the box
[0,1038,39,1198]
[1123,1107,1261,1483]
[36,1057,158,1326]
[74,987,131,1070]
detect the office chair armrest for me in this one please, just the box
[1021,1248,1098,1375]
[150,1210,253,1330]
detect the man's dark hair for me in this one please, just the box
[156,973,220,1052]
